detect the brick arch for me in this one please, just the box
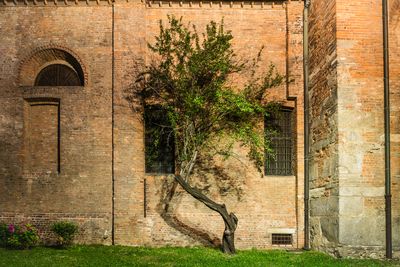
[18,45,88,86]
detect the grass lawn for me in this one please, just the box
[0,245,398,267]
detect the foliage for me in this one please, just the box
[135,16,286,254]
[0,223,39,249]
[137,16,284,176]
[51,221,78,247]
[0,245,394,267]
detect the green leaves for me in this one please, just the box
[137,16,284,174]
[51,221,78,247]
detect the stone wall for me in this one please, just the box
[389,0,400,254]
[336,0,385,256]
[308,0,400,258]
[308,0,339,252]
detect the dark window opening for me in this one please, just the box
[271,233,293,245]
[145,106,175,174]
[265,109,294,176]
[35,64,83,86]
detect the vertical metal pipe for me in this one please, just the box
[382,0,392,259]
[144,178,147,218]
[303,0,310,251]
[111,1,116,246]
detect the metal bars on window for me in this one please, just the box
[144,106,175,174]
[271,233,293,245]
[265,109,294,176]
[35,64,82,86]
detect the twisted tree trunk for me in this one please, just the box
[174,174,238,254]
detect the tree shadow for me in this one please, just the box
[155,156,245,249]
[156,177,220,248]
[123,62,245,250]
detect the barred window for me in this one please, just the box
[271,233,293,245]
[145,106,175,174]
[265,109,294,176]
[35,64,83,86]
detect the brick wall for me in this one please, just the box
[0,0,304,249]
[113,0,305,249]
[309,0,400,258]
[336,0,385,255]
[389,0,400,253]
[0,6,113,244]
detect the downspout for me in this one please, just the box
[382,0,392,259]
[303,0,310,251]
[111,0,116,245]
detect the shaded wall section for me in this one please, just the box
[0,5,113,243]
[308,0,339,253]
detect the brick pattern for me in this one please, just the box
[112,0,304,249]
[25,100,59,173]
[389,0,400,251]
[336,0,386,252]
[308,0,400,258]
[0,7,113,244]
[18,46,88,86]
[0,212,110,244]
[0,1,304,249]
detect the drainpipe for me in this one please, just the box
[111,0,116,246]
[382,0,392,259]
[303,0,310,251]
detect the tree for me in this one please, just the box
[135,16,284,254]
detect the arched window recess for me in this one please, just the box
[35,63,82,86]
[19,47,86,87]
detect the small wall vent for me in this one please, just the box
[271,233,293,245]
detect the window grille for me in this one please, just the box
[145,106,175,174]
[271,233,293,245]
[265,109,294,176]
[35,64,82,86]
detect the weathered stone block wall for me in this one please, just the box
[309,0,400,258]
[389,0,400,253]
[0,6,113,244]
[336,0,385,256]
[308,0,339,252]
[113,0,305,249]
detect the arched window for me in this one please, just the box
[35,64,83,86]
[19,47,86,86]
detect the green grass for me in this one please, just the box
[0,245,398,267]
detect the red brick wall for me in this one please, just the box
[309,0,400,257]
[389,0,400,251]
[0,6,113,244]
[112,0,305,249]
[0,0,304,249]
[25,101,59,173]
[335,0,385,252]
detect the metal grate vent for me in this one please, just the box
[271,233,293,245]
